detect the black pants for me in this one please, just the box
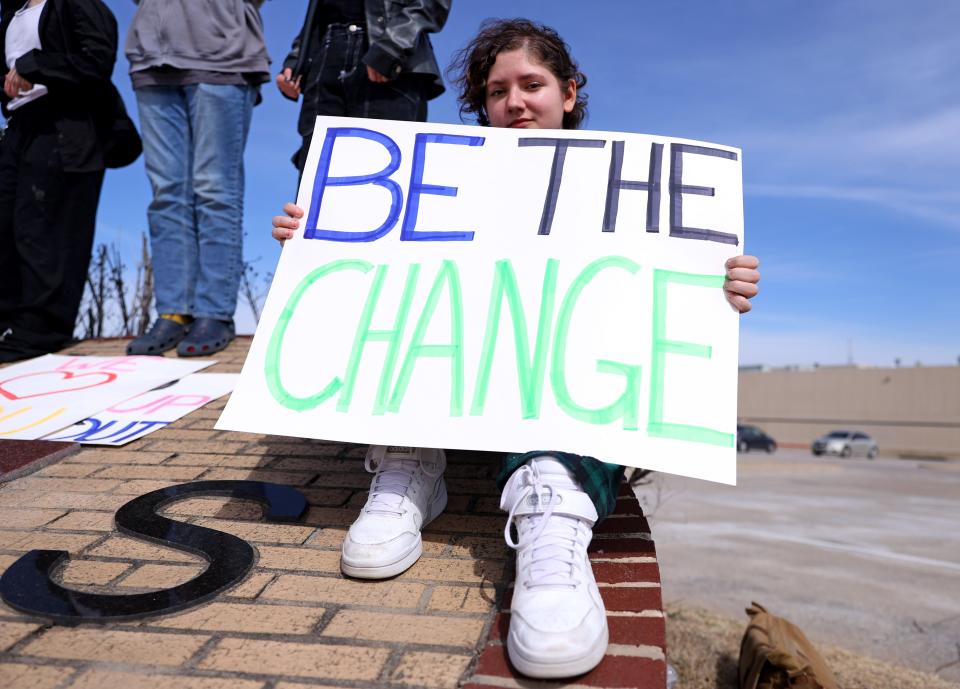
[295,22,428,172]
[0,103,104,357]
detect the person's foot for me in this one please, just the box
[341,446,447,579]
[0,326,62,363]
[0,342,40,363]
[127,317,190,356]
[500,456,608,678]
[176,318,234,357]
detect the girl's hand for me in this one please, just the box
[272,202,304,246]
[724,255,760,313]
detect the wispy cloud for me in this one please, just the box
[739,105,960,180]
[658,2,960,230]
[746,183,960,229]
[864,107,960,160]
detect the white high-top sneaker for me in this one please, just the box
[341,445,447,579]
[500,456,608,678]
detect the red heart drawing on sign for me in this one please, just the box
[0,371,118,401]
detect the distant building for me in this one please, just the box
[738,365,960,459]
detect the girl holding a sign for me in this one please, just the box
[273,18,760,679]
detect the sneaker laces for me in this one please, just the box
[363,447,443,517]
[504,463,588,589]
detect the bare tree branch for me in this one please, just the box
[239,258,273,326]
[134,233,154,336]
[83,245,109,339]
[77,234,154,339]
[107,245,131,335]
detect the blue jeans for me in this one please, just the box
[136,83,255,320]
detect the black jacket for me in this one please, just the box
[283,0,450,100]
[0,0,129,172]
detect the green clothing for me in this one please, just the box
[497,452,625,522]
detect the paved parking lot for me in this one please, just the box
[635,448,960,682]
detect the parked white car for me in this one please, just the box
[811,430,879,459]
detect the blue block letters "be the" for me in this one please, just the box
[303,127,485,243]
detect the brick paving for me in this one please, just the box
[0,338,664,689]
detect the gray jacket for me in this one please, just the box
[125,0,270,77]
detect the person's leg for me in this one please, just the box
[295,25,426,174]
[340,445,447,579]
[295,24,351,175]
[126,86,197,356]
[186,82,255,326]
[135,86,196,318]
[498,452,625,523]
[0,115,104,361]
[497,452,622,678]
[0,123,23,331]
[348,71,427,123]
[338,26,426,125]
[292,27,447,577]
[33,170,104,350]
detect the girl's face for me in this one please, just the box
[484,48,576,129]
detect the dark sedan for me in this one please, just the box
[737,424,777,453]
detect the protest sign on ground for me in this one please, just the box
[218,117,743,484]
[0,355,212,440]
[46,373,238,446]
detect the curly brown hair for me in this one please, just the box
[447,18,588,130]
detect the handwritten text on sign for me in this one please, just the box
[217,118,744,484]
[0,355,212,440]
[46,373,238,446]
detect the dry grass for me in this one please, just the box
[665,603,960,689]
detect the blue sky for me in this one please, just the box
[90,1,960,367]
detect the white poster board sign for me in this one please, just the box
[46,373,238,446]
[218,117,744,484]
[0,355,212,440]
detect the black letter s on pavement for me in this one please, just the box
[0,481,307,624]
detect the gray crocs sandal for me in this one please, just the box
[177,318,235,357]
[127,318,189,356]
